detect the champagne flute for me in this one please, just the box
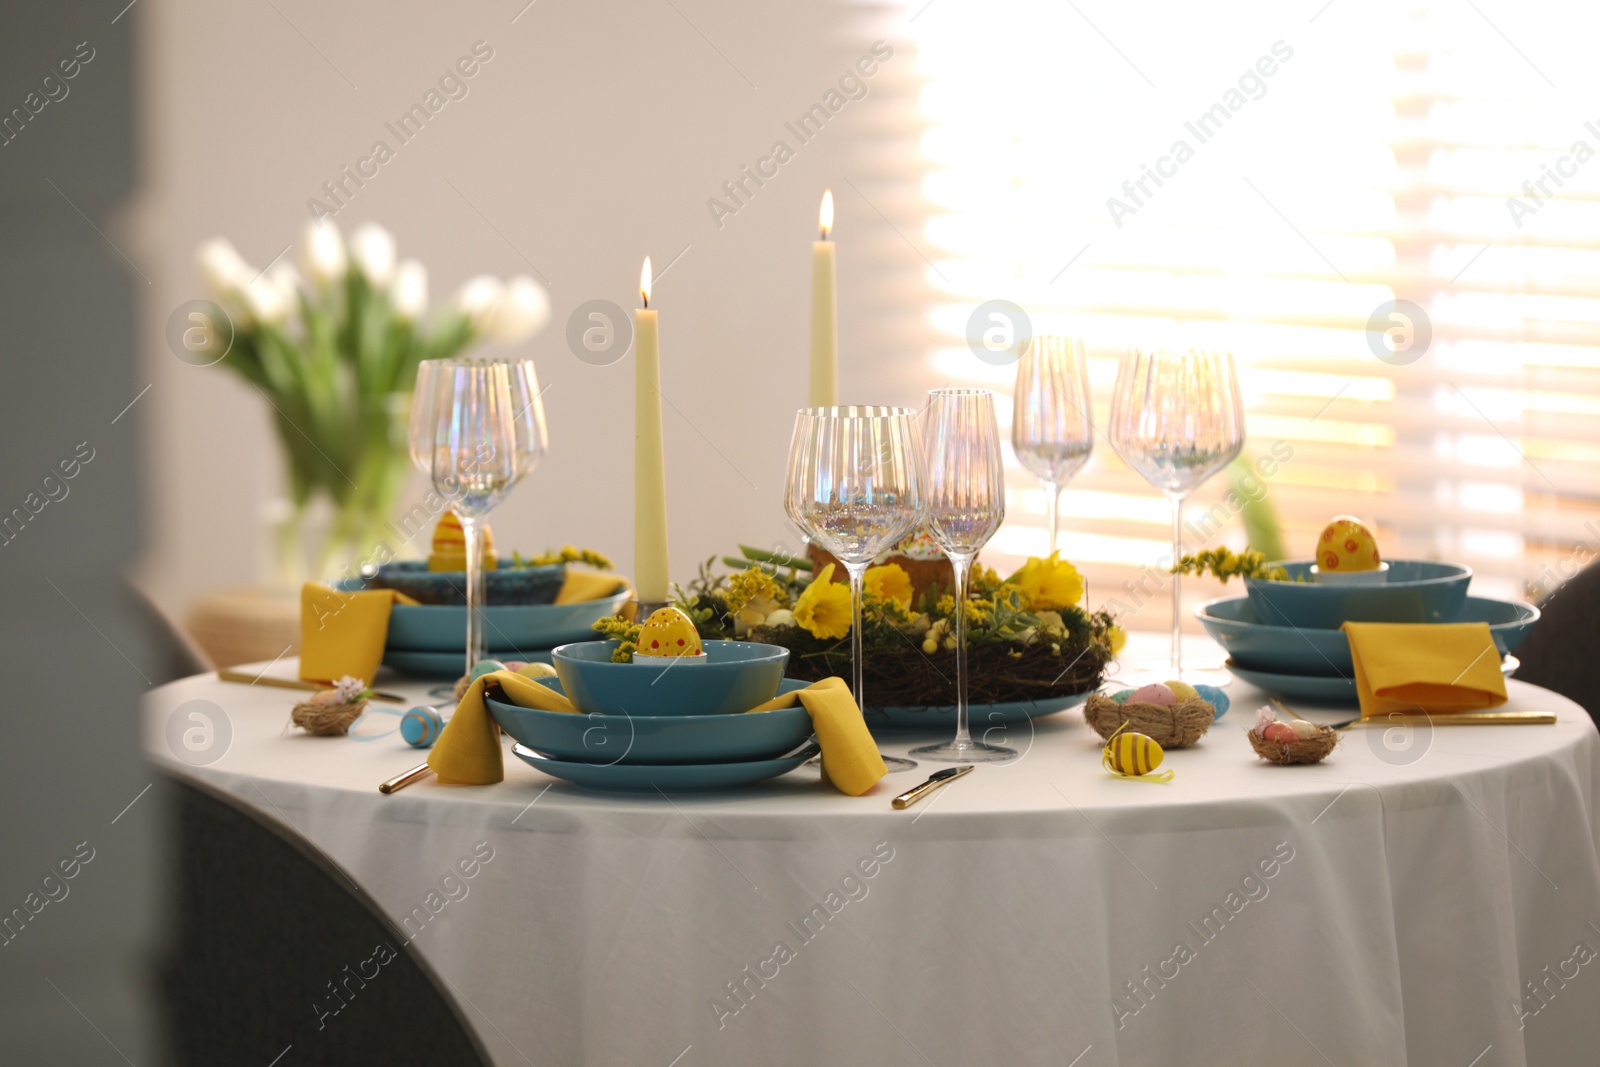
[910,389,1014,764]
[1107,349,1245,681]
[785,406,925,771]
[1012,336,1093,555]
[427,361,519,677]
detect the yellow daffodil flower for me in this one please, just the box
[863,563,913,609]
[793,563,853,640]
[1009,552,1085,611]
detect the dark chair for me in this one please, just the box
[128,583,211,685]
[1511,558,1600,727]
[159,771,493,1067]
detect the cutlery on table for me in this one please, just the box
[1272,698,1555,730]
[378,763,432,794]
[892,765,973,810]
[216,669,409,704]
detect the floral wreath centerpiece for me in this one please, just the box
[595,546,1122,716]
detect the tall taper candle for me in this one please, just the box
[634,257,669,602]
[809,190,838,407]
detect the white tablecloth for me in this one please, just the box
[144,637,1600,1066]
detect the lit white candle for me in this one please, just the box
[809,190,838,407]
[634,257,670,602]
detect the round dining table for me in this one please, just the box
[143,634,1600,1066]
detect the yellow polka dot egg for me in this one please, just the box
[635,607,705,659]
[1313,515,1388,583]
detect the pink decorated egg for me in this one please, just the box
[1261,721,1299,744]
[1130,683,1177,705]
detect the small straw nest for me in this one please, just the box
[290,698,368,736]
[1248,725,1339,765]
[1084,695,1214,749]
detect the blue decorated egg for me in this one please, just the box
[1192,684,1230,719]
[1110,689,1133,704]
[400,706,444,748]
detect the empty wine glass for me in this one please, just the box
[417,361,519,677]
[910,389,1014,764]
[1012,336,1094,555]
[504,359,550,485]
[1107,349,1245,681]
[785,406,926,771]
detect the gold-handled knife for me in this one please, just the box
[216,669,409,704]
[1330,710,1557,730]
[892,765,973,809]
[379,763,432,794]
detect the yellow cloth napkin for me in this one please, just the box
[751,677,887,796]
[299,584,418,685]
[1342,621,1508,719]
[430,670,578,784]
[556,570,630,605]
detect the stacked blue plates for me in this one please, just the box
[492,649,817,792]
[1197,592,1539,705]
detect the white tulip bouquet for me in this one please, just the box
[195,220,550,583]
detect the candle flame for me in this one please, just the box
[640,257,652,308]
[819,189,834,240]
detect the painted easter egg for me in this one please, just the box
[1192,684,1230,718]
[428,511,496,572]
[516,662,558,680]
[308,689,343,706]
[636,607,704,658]
[1130,683,1177,705]
[400,706,444,748]
[1317,515,1380,573]
[1110,689,1133,704]
[470,659,507,681]
[1261,721,1299,744]
[1164,680,1199,703]
[1104,731,1166,776]
[1290,719,1322,740]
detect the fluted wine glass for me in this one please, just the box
[1107,349,1245,681]
[910,389,1014,764]
[1012,336,1094,555]
[785,406,926,772]
[419,361,519,678]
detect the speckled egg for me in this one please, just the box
[1130,683,1177,705]
[1164,680,1199,703]
[470,659,507,681]
[1261,721,1299,744]
[1193,684,1230,718]
[1290,719,1322,740]
[516,662,557,680]
[1109,689,1133,704]
[1104,731,1166,776]
[636,606,704,658]
[1317,515,1381,573]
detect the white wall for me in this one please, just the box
[131,0,926,614]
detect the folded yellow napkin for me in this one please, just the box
[1342,621,1508,719]
[556,570,630,605]
[299,584,419,684]
[751,677,887,796]
[430,670,580,784]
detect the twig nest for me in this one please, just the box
[291,696,368,736]
[1248,723,1339,764]
[1084,694,1214,748]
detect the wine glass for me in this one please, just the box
[785,406,925,772]
[1012,336,1094,556]
[910,389,1014,764]
[422,361,519,677]
[504,359,550,485]
[1107,349,1245,681]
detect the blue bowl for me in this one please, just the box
[550,640,790,716]
[1244,559,1472,629]
[354,559,567,606]
[1197,594,1539,677]
[488,678,814,764]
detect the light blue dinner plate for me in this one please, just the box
[1224,662,1360,706]
[382,648,553,678]
[489,678,815,764]
[1197,595,1540,678]
[335,577,630,653]
[510,741,818,792]
[865,690,1092,730]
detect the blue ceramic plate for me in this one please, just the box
[382,648,553,678]
[336,577,630,653]
[355,559,566,606]
[510,742,817,792]
[865,690,1092,730]
[1197,595,1540,678]
[489,678,814,764]
[1244,559,1472,630]
[1224,662,1360,706]
[552,640,789,717]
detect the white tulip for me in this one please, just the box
[488,275,551,342]
[764,609,796,628]
[242,274,288,324]
[455,275,506,334]
[268,261,303,310]
[196,238,254,297]
[300,219,347,286]
[392,259,428,320]
[349,222,397,289]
